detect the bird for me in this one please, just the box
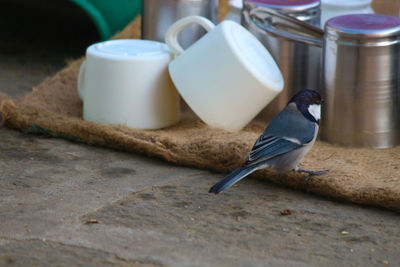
[209,89,328,194]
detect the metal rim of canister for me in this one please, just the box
[325,14,400,47]
[245,7,324,47]
[244,1,320,25]
[246,0,320,13]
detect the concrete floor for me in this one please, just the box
[1,2,400,267]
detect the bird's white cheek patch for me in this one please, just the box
[308,104,321,121]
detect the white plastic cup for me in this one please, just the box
[78,39,180,129]
[166,16,284,131]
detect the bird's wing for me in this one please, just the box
[265,105,317,145]
[245,104,318,167]
[245,135,302,166]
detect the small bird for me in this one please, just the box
[209,89,328,194]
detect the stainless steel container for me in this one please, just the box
[242,2,323,120]
[242,0,322,120]
[141,0,218,48]
[321,14,400,148]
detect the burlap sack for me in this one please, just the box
[1,0,400,212]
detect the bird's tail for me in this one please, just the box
[208,165,259,194]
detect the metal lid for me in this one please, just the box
[326,14,400,39]
[247,0,320,11]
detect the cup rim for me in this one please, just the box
[86,39,171,61]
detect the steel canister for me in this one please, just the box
[321,14,400,148]
[141,0,218,49]
[242,1,323,120]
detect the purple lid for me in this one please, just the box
[247,0,319,7]
[326,14,400,38]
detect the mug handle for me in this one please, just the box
[165,16,215,57]
[77,60,86,100]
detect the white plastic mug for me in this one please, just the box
[166,16,284,131]
[78,39,180,129]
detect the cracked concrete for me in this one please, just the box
[1,128,400,266]
[0,239,162,267]
[1,1,400,266]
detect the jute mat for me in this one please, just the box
[1,0,400,212]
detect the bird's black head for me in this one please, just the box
[288,89,323,124]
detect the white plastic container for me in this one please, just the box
[224,0,243,22]
[78,39,180,129]
[166,16,284,131]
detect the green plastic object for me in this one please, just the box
[70,0,142,40]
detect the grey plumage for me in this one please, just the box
[209,89,327,194]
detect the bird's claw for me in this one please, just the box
[297,168,329,184]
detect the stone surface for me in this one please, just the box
[0,239,161,267]
[1,1,400,266]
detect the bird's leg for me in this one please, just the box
[296,168,329,184]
